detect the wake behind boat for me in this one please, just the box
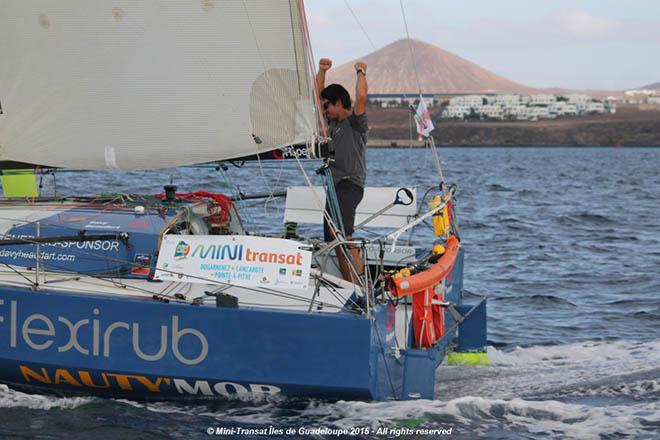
[0,0,486,401]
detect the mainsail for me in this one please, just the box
[0,0,319,170]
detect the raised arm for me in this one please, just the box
[354,61,368,116]
[316,58,332,94]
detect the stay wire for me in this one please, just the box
[293,156,366,293]
[343,0,378,52]
[399,0,422,94]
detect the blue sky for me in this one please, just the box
[305,0,659,90]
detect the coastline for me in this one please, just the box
[367,141,660,148]
[367,106,660,147]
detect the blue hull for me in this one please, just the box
[0,250,484,401]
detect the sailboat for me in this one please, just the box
[0,0,486,401]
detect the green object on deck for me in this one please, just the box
[448,351,489,366]
[1,169,39,197]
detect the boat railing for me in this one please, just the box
[312,237,372,316]
[385,185,456,250]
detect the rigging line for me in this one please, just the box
[138,261,345,309]
[309,274,347,311]
[0,228,186,298]
[309,258,350,305]
[293,156,366,293]
[316,277,363,310]
[409,101,414,149]
[373,321,398,399]
[160,269,320,305]
[320,282,353,309]
[199,296,360,314]
[72,265,330,307]
[255,152,278,218]
[0,221,349,308]
[184,159,316,169]
[343,0,377,51]
[399,1,445,184]
[296,0,328,139]
[2,263,37,287]
[272,158,287,217]
[225,288,345,311]
[202,300,329,309]
[0,259,346,310]
[76,276,169,298]
[220,167,256,230]
[428,136,446,185]
[253,151,287,219]
[293,156,338,236]
[0,220,352,308]
[399,0,422,94]
[0,262,165,298]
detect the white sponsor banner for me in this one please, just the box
[154,235,311,289]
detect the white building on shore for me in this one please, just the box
[440,93,612,121]
[529,94,555,105]
[548,102,578,117]
[449,95,487,107]
[490,94,521,106]
[368,93,435,108]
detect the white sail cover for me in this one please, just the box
[0,0,319,170]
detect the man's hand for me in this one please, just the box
[317,58,332,96]
[354,62,368,115]
[319,58,333,72]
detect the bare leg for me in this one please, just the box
[335,234,364,284]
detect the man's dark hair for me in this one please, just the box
[321,84,351,110]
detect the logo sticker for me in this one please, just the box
[173,241,190,260]
[155,235,312,289]
[131,253,153,275]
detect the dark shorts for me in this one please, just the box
[324,179,364,241]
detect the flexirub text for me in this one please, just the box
[0,300,208,365]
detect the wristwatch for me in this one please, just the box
[356,69,366,76]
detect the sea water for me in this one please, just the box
[1,147,658,439]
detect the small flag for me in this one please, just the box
[413,95,434,137]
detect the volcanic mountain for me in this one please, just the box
[325,38,534,94]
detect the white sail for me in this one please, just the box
[0,0,319,170]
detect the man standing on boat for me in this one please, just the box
[316,58,368,284]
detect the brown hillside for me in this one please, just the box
[325,38,535,94]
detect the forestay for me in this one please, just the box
[0,0,319,170]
